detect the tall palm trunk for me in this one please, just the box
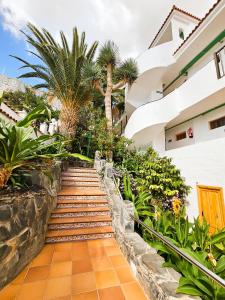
[104,64,113,131]
[59,100,79,138]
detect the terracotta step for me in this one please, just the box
[61,181,101,187]
[62,172,99,178]
[57,199,108,204]
[62,176,100,182]
[46,232,114,243]
[46,226,113,238]
[53,207,110,214]
[48,215,112,224]
[58,188,107,196]
[66,168,97,173]
[57,195,107,201]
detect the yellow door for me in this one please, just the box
[197,185,225,233]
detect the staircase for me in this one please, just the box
[46,167,114,243]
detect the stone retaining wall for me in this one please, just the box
[99,161,200,300]
[0,163,61,288]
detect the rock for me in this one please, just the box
[0,226,11,241]
[0,205,11,221]
[0,244,12,261]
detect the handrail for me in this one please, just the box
[130,215,225,289]
[110,172,225,289]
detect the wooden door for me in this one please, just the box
[197,185,225,233]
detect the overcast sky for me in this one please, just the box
[0,0,216,60]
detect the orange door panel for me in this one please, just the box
[197,186,225,233]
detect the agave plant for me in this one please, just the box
[0,120,91,189]
[11,24,98,137]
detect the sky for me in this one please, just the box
[0,0,216,85]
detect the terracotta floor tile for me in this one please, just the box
[122,282,148,300]
[0,284,21,300]
[104,246,122,256]
[72,247,90,261]
[72,290,98,300]
[115,266,135,284]
[98,286,125,300]
[101,239,117,247]
[24,265,49,282]
[30,252,53,267]
[88,246,106,258]
[49,261,72,278]
[71,272,96,294]
[45,276,71,299]
[11,267,29,284]
[88,240,104,248]
[72,259,93,274]
[95,269,119,289]
[51,296,71,300]
[91,256,113,271]
[110,255,128,268]
[54,242,73,252]
[40,244,55,255]
[52,251,71,263]
[72,241,88,252]
[17,280,46,300]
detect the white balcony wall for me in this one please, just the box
[125,59,225,151]
[126,41,175,108]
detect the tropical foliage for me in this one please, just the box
[12,23,98,137]
[0,108,91,189]
[88,41,138,133]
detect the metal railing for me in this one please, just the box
[130,215,225,289]
[110,172,225,289]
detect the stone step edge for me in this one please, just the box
[48,217,112,225]
[57,199,108,204]
[46,227,114,238]
[52,208,110,214]
[45,232,114,243]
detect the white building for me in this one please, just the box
[124,1,225,230]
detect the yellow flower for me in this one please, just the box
[172,197,181,216]
[154,211,161,220]
[208,253,217,267]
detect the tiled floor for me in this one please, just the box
[0,238,148,300]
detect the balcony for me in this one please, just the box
[124,58,225,149]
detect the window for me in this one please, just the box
[176,131,186,141]
[210,116,225,130]
[215,46,225,78]
[179,28,185,40]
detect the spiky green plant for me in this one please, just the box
[11,23,98,137]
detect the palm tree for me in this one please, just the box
[12,24,98,138]
[93,41,138,131]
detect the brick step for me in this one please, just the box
[46,232,114,243]
[46,226,114,238]
[66,168,97,173]
[57,195,107,201]
[48,215,112,224]
[62,177,100,182]
[57,199,108,204]
[57,188,107,196]
[51,211,110,218]
[57,203,108,208]
[61,181,101,187]
[48,221,112,230]
[53,207,110,214]
[62,172,99,178]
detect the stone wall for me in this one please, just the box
[100,161,200,300]
[0,163,61,288]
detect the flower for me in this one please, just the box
[208,253,217,267]
[172,197,181,216]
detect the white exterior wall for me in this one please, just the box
[165,137,225,220]
[166,105,225,150]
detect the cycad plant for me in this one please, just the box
[12,24,98,137]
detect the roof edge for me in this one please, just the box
[148,5,201,49]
